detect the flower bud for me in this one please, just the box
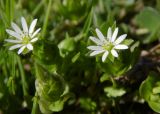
[35,74,65,102]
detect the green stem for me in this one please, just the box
[17,56,28,96]
[10,0,14,21]
[41,0,52,39]
[112,99,121,114]
[2,65,8,77]
[10,53,16,94]
[11,53,16,78]
[32,0,44,16]
[110,77,116,87]
[34,62,44,80]
[31,92,38,114]
[115,100,121,114]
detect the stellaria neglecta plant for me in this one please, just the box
[5,17,41,54]
[87,27,128,62]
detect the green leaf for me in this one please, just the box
[122,39,134,46]
[82,8,93,36]
[152,86,160,94]
[39,99,52,114]
[79,98,97,111]
[72,52,80,63]
[148,101,160,113]
[49,99,64,112]
[98,57,131,77]
[149,94,160,102]
[7,77,16,95]
[130,41,140,52]
[135,7,160,43]
[104,86,126,97]
[135,7,160,32]
[139,72,156,100]
[58,37,76,57]
[100,73,110,82]
[139,72,160,113]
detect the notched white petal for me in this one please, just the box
[9,44,23,50]
[11,22,23,35]
[87,46,103,51]
[111,27,118,42]
[89,36,103,45]
[6,29,21,39]
[26,44,33,50]
[29,19,37,34]
[90,50,105,56]
[102,51,109,62]
[115,34,127,45]
[18,45,26,54]
[30,37,38,42]
[5,39,22,43]
[21,17,28,34]
[95,28,106,42]
[111,49,118,57]
[114,45,128,49]
[107,27,112,41]
[31,28,41,38]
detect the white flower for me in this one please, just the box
[87,27,128,62]
[5,17,41,54]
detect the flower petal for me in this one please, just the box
[21,17,28,34]
[111,49,118,57]
[26,44,33,50]
[31,28,41,38]
[111,27,118,42]
[95,28,106,42]
[89,36,103,45]
[114,45,128,49]
[29,19,37,34]
[102,51,109,62]
[107,27,112,41]
[9,44,23,50]
[87,46,103,51]
[5,39,22,43]
[30,37,38,42]
[90,50,105,56]
[6,29,21,39]
[17,45,26,54]
[11,22,23,35]
[115,34,127,45]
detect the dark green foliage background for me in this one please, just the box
[0,0,160,114]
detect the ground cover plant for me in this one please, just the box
[0,0,160,114]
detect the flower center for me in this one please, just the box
[102,42,114,51]
[22,36,30,44]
